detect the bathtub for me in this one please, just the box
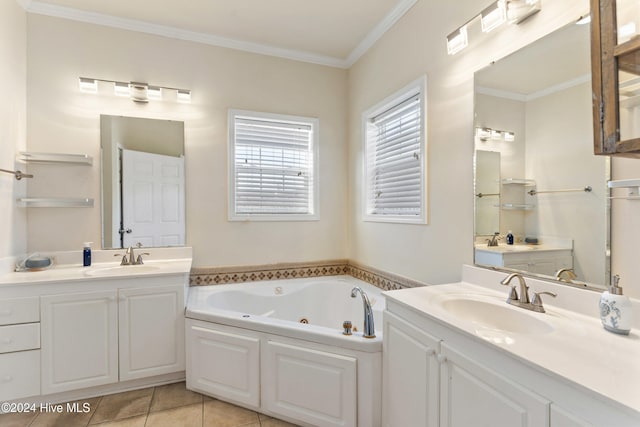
[185,275,384,427]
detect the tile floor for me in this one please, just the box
[0,382,299,427]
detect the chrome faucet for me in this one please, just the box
[350,287,376,338]
[487,232,500,247]
[500,273,557,313]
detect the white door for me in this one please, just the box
[41,291,118,394]
[439,342,549,427]
[383,311,440,427]
[119,285,185,381]
[122,149,185,247]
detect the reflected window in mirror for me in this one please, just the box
[473,21,611,289]
[100,115,185,249]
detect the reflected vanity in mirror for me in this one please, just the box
[473,20,611,289]
[100,115,186,249]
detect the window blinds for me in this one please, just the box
[233,117,314,215]
[366,94,422,216]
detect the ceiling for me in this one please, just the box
[20,0,417,68]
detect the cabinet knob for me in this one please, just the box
[437,354,447,364]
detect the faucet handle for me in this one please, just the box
[135,253,150,265]
[114,253,129,265]
[531,291,557,313]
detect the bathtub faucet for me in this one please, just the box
[350,287,376,338]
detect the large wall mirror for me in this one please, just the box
[100,115,186,249]
[473,20,611,289]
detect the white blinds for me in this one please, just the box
[366,94,422,216]
[233,116,314,215]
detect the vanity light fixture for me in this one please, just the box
[476,127,492,141]
[481,1,507,33]
[114,81,130,97]
[79,77,98,94]
[506,0,541,24]
[476,127,515,142]
[78,77,191,103]
[177,89,192,103]
[447,0,541,55]
[447,25,469,55]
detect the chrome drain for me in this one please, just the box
[299,318,309,324]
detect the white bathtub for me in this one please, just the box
[185,275,383,427]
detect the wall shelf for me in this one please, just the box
[17,198,94,208]
[502,178,536,186]
[500,203,535,211]
[17,152,93,166]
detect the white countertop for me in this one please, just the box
[384,268,640,416]
[474,243,571,253]
[0,247,192,287]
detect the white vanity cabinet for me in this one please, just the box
[119,285,185,381]
[382,306,548,427]
[0,296,41,401]
[384,294,640,427]
[41,290,119,394]
[439,343,549,427]
[475,248,573,277]
[382,311,439,427]
[41,281,185,394]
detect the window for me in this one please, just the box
[228,110,319,221]
[363,77,427,223]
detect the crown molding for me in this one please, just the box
[477,74,591,102]
[23,0,417,69]
[344,0,418,67]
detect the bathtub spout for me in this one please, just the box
[350,287,376,338]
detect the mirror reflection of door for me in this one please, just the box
[475,150,501,236]
[120,149,185,248]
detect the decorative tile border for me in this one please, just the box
[189,259,426,290]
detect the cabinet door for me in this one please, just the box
[186,320,260,408]
[263,340,356,427]
[551,405,596,427]
[440,342,549,427]
[41,291,118,394]
[383,311,440,427]
[119,285,185,381]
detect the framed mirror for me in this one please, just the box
[100,115,186,249]
[473,20,611,289]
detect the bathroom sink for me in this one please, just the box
[85,264,161,277]
[438,296,554,335]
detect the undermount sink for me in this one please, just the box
[439,296,554,335]
[84,264,161,277]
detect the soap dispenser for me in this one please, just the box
[83,242,92,267]
[506,231,514,245]
[599,274,632,335]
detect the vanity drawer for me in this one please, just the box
[0,323,40,354]
[0,350,40,401]
[0,297,40,326]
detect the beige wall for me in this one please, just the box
[0,0,27,259]
[25,14,348,267]
[347,0,591,285]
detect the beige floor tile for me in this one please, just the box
[31,397,101,427]
[0,410,39,427]
[259,417,299,427]
[203,399,259,427]
[89,388,153,424]
[150,381,203,412]
[145,403,202,427]
[88,415,146,427]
